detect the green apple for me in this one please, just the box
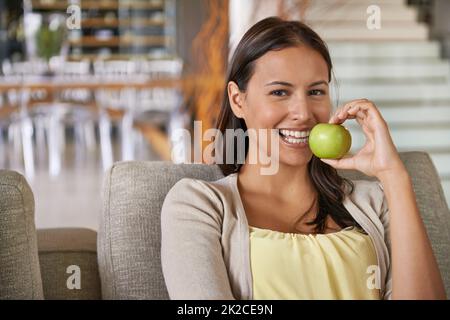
[308,123,352,159]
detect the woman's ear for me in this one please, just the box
[227,81,246,119]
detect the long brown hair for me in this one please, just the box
[215,17,359,233]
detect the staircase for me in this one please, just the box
[305,0,450,207]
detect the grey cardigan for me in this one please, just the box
[161,172,392,300]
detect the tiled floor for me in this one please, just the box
[22,132,160,231]
[32,166,104,231]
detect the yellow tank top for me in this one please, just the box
[249,225,380,300]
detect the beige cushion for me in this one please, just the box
[38,228,101,300]
[99,162,224,299]
[0,170,43,299]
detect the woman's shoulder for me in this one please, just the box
[349,179,384,195]
[345,179,387,217]
[162,173,238,218]
[166,173,236,199]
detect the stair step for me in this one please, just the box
[376,105,450,125]
[327,41,441,58]
[429,153,450,177]
[441,179,450,207]
[346,126,450,151]
[314,24,428,41]
[310,21,428,30]
[333,62,450,80]
[332,58,444,65]
[304,3,417,22]
[374,99,450,108]
[335,82,450,102]
[337,78,449,85]
[316,0,406,4]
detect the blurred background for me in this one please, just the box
[0,0,449,230]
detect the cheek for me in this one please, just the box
[314,108,331,123]
[245,99,284,128]
[252,106,284,128]
[312,101,332,123]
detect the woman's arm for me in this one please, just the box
[378,166,446,299]
[161,178,236,300]
[322,98,447,299]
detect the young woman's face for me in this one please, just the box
[232,45,332,167]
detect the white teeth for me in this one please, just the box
[284,136,308,144]
[280,129,310,138]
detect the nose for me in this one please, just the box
[289,95,313,122]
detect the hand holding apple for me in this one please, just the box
[309,123,352,159]
[318,99,406,179]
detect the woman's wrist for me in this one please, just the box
[376,162,410,186]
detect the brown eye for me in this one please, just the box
[270,90,288,97]
[309,89,325,96]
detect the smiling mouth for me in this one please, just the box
[279,129,310,144]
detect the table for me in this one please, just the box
[0,76,190,161]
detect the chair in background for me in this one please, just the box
[0,92,8,169]
[45,57,97,175]
[1,59,50,179]
[132,58,184,161]
[93,58,184,166]
[93,59,140,170]
[2,58,98,178]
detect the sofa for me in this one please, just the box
[1,151,449,299]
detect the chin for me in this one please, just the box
[279,152,313,168]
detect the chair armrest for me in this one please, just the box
[0,170,43,299]
[37,228,101,300]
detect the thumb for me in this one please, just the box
[319,158,337,167]
[320,154,354,170]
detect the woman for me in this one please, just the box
[161,17,446,300]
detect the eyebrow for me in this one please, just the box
[265,81,294,87]
[265,80,328,87]
[309,80,328,87]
